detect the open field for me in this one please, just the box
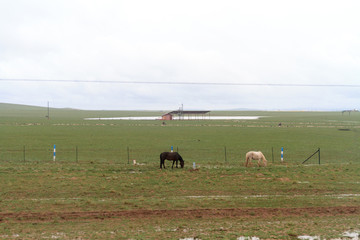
[0,103,360,239]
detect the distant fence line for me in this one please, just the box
[0,146,325,165]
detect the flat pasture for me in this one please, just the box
[0,104,360,239]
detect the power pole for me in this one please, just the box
[46,101,50,120]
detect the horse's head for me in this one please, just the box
[180,159,184,168]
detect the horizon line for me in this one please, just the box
[1,78,360,88]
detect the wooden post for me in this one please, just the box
[318,148,321,165]
[224,146,227,162]
[127,147,130,164]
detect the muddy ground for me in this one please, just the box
[0,206,359,223]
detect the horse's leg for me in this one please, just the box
[172,160,175,169]
[248,157,253,167]
[175,159,178,168]
[245,157,249,167]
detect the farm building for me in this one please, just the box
[161,110,210,120]
[161,113,173,120]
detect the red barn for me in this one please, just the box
[161,113,173,120]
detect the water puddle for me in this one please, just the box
[84,116,262,120]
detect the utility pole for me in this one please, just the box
[46,101,50,120]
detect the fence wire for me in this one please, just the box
[0,145,344,165]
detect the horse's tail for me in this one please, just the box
[245,152,251,167]
[160,152,165,168]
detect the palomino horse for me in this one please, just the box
[245,151,267,167]
[160,152,185,169]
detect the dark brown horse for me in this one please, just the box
[160,152,184,169]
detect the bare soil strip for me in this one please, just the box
[0,206,359,223]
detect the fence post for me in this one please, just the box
[53,144,56,161]
[127,147,130,164]
[224,146,227,162]
[318,148,320,165]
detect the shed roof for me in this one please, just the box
[167,110,210,115]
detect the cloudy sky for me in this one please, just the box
[1,0,359,110]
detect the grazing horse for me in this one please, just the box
[160,152,184,169]
[245,151,267,167]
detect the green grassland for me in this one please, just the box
[0,103,360,239]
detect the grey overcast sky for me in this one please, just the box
[0,0,359,110]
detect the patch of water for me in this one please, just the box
[327,194,360,199]
[299,231,359,240]
[84,116,262,120]
[182,193,360,200]
[85,116,161,120]
[180,238,260,240]
[343,231,360,239]
[237,237,260,240]
[180,232,359,240]
[298,236,321,240]
[179,238,200,240]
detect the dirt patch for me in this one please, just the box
[277,177,291,182]
[0,206,359,223]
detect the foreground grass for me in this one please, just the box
[1,215,359,239]
[1,162,360,213]
[0,162,360,239]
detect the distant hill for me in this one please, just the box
[0,102,166,120]
[0,102,47,111]
[0,102,50,119]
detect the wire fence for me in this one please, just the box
[0,145,341,166]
